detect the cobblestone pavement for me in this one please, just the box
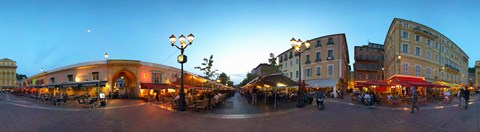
[1,92,479,132]
[208,91,298,115]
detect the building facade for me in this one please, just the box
[468,67,475,87]
[251,63,279,77]
[18,60,223,98]
[476,60,480,88]
[383,18,469,86]
[354,42,384,82]
[278,48,299,80]
[0,58,17,90]
[278,33,349,96]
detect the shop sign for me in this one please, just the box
[82,83,98,87]
[63,84,79,88]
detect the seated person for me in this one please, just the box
[387,94,392,99]
[214,94,219,104]
[174,94,180,101]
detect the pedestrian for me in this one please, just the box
[464,87,470,109]
[410,86,420,113]
[371,92,376,106]
[341,90,344,99]
[457,89,464,109]
[253,93,257,106]
[247,92,252,104]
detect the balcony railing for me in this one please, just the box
[413,26,439,40]
[327,41,334,45]
[445,64,460,72]
[327,56,334,60]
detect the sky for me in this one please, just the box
[1,0,479,84]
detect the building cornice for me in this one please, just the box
[392,18,469,58]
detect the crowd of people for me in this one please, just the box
[349,86,477,112]
[240,88,302,106]
[457,88,471,109]
[240,87,345,107]
[143,90,234,111]
[8,89,100,107]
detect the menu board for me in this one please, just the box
[99,92,106,99]
[444,92,450,96]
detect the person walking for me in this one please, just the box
[252,87,258,106]
[457,89,464,109]
[371,92,376,106]
[464,87,470,109]
[410,86,420,113]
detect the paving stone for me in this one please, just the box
[1,93,480,131]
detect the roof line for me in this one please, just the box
[393,18,469,58]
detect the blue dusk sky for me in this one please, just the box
[1,0,479,84]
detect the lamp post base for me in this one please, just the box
[297,98,305,108]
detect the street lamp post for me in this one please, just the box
[105,53,110,100]
[397,55,401,75]
[169,33,195,111]
[290,37,311,108]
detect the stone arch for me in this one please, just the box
[111,69,138,99]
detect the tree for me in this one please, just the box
[227,81,234,87]
[217,72,229,85]
[216,72,234,86]
[16,73,27,81]
[261,53,282,75]
[237,72,258,87]
[194,55,218,79]
[468,67,475,73]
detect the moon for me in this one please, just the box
[87,29,91,32]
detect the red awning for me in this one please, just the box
[363,80,387,86]
[376,86,387,92]
[355,84,367,87]
[140,83,175,89]
[356,80,386,88]
[387,75,434,87]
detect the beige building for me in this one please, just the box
[0,58,17,90]
[384,18,469,87]
[278,33,350,96]
[476,60,480,88]
[278,48,299,80]
[19,60,225,99]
